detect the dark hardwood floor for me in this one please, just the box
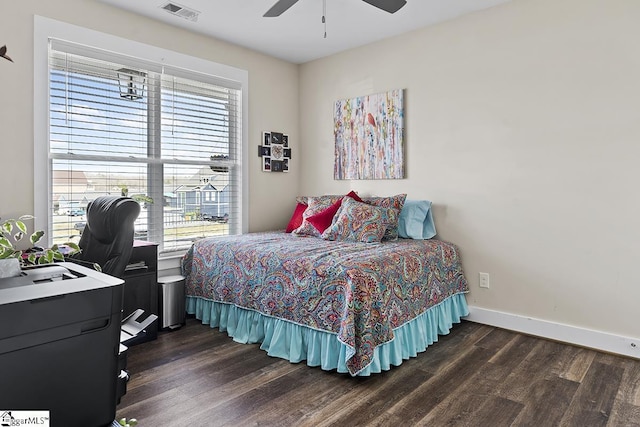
[116,318,640,426]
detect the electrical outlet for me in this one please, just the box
[479,272,490,289]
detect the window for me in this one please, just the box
[35,17,248,256]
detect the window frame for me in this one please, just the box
[34,16,249,258]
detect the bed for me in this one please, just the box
[182,230,469,376]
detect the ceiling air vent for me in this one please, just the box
[160,2,200,22]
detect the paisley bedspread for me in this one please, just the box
[182,232,469,375]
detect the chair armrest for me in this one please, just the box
[65,257,102,272]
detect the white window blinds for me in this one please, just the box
[48,40,243,254]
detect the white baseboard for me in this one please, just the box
[466,306,640,360]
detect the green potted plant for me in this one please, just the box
[0,215,79,278]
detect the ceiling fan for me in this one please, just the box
[264,0,407,17]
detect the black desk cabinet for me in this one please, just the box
[122,240,158,344]
[0,263,124,427]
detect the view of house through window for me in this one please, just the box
[48,42,242,253]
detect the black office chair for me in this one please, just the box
[68,196,141,277]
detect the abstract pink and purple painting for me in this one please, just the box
[334,89,404,180]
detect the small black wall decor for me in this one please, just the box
[259,131,291,173]
[0,45,14,62]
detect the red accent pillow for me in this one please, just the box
[307,191,362,234]
[285,202,308,233]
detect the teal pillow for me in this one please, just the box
[322,197,397,243]
[398,200,436,239]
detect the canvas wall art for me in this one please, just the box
[334,89,404,180]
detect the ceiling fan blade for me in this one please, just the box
[361,0,407,14]
[263,0,301,17]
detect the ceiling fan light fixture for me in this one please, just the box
[362,0,407,14]
[264,0,407,18]
[263,0,300,17]
[323,0,327,38]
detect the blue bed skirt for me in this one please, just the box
[186,293,469,376]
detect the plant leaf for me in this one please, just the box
[30,230,45,245]
[44,249,55,263]
[28,253,37,264]
[0,237,12,248]
[13,231,24,242]
[65,242,81,251]
[53,251,65,261]
[2,220,12,235]
[15,220,28,234]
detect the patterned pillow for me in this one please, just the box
[295,195,309,205]
[322,197,398,243]
[295,194,343,206]
[361,194,407,240]
[292,195,346,237]
[306,191,363,234]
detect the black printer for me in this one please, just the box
[0,262,126,427]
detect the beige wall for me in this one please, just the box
[0,0,299,233]
[299,0,640,338]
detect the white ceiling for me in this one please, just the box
[97,0,512,64]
